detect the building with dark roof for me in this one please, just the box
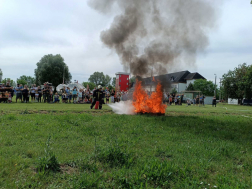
[143,70,206,92]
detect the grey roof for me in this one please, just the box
[184,72,206,80]
[143,70,191,85]
[116,72,130,75]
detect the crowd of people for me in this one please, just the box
[0,82,131,105]
[163,93,185,105]
[0,82,217,107]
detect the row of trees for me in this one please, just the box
[185,63,252,101]
[186,79,217,97]
[222,63,252,100]
[1,54,116,89]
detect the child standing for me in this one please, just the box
[8,92,12,103]
[35,91,39,102]
[78,89,82,103]
[72,87,78,103]
[68,92,72,103]
[106,90,110,104]
[54,92,60,103]
[62,93,68,103]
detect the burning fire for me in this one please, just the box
[133,80,167,114]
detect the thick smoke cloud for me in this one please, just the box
[89,0,216,77]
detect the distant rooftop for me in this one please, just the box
[143,70,205,85]
[115,72,130,75]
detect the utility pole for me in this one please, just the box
[214,74,217,97]
[219,78,223,101]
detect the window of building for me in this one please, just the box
[120,75,121,77]
[127,83,128,85]
[127,78,128,80]
[120,80,121,82]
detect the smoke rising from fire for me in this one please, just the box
[89,0,217,77]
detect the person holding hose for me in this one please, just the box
[90,85,104,109]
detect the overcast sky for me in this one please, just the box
[0,0,251,85]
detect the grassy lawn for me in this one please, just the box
[0,101,252,188]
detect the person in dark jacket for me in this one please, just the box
[212,96,217,107]
[90,85,104,109]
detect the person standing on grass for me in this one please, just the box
[202,94,205,106]
[15,84,22,103]
[199,95,203,106]
[8,92,12,103]
[38,86,42,103]
[196,95,199,106]
[90,85,103,109]
[105,90,110,104]
[72,86,78,103]
[42,86,45,102]
[78,89,83,103]
[193,97,196,106]
[212,96,217,107]
[68,92,72,103]
[44,86,50,103]
[54,92,60,103]
[110,89,115,103]
[65,87,70,102]
[102,87,106,104]
[22,85,29,103]
[49,91,54,103]
[82,89,85,102]
[35,91,39,102]
[181,94,184,105]
[30,84,35,102]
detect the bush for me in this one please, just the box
[36,136,60,173]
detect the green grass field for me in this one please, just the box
[0,101,252,188]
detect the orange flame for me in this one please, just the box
[152,76,155,82]
[133,80,167,114]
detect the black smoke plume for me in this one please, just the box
[89,0,217,77]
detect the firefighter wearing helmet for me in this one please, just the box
[90,85,104,109]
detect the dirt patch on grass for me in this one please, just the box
[60,164,79,175]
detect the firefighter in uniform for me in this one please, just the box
[90,85,104,109]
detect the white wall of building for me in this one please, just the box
[171,84,178,92]
[178,83,187,93]
[186,79,196,87]
[228,98,238,105]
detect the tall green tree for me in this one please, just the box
[88,72,111,86]
[17,75,35,87]
[222,63,252,100]
[130,76,136,84]
[82,82,96,90]
[35,54,72,87]
[2,78,16,86]
[186,83,194,91]
[193,79,215,96]
[171,88,177,95]
[112,77,116,87]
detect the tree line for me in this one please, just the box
[1,54,251,100]
[185,63,252,101]
[0,54,116,90]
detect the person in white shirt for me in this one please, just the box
[31,84,36,102]
[78,89,83,103]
